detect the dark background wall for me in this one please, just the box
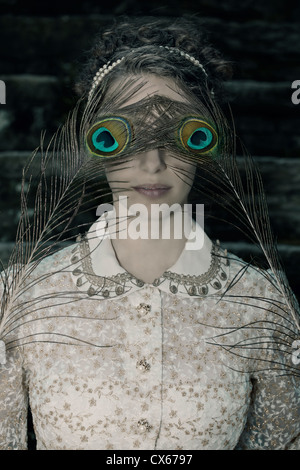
[0,0,299,298]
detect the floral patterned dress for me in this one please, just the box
[0,218,299,450]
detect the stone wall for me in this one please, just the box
[0,1,299,298]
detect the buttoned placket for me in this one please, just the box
[124,285,164,444]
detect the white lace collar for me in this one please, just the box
[70,214,230,299]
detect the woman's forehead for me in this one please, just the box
[109,74,189,107]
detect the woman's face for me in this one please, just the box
[104,74,197,210]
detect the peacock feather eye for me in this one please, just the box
[86,116,132,157]
[177,117,218,154]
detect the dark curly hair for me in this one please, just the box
[75,16,233,103]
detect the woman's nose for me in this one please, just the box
[138,148,167,173]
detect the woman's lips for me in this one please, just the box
[132,184,171,198]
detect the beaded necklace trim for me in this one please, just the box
[70,234,229,298]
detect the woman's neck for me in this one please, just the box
[109,210,189,283]
[111,236,187,284]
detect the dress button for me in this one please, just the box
[137,419,152,433]
[137,303,151,315]
[136,358,151,371]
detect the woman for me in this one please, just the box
[0,17,299,450]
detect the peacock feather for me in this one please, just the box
[0,75,299,378]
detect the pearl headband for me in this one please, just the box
[88,46,209,100]
[161,46,208,78]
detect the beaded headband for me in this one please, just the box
[88,46,209,100]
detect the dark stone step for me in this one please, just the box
[1,1,299,22]
[0,15,299,80]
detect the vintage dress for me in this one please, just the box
[0,216,299,450]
